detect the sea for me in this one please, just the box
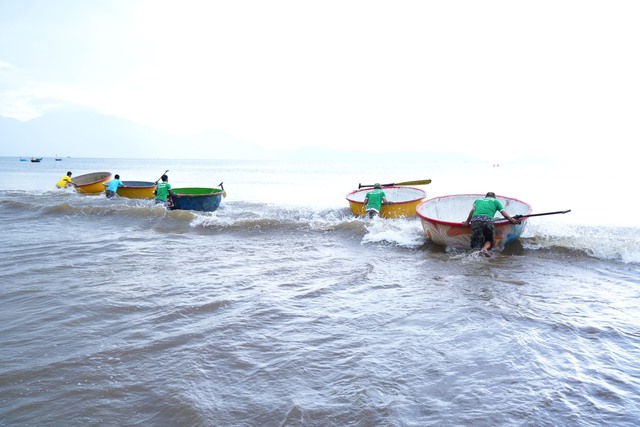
[1,155,639,426]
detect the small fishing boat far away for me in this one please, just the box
[169,186,225,212]
[346,185,427,218]
[30,157,43,163]
[416,194,532,248]
[72,172,112,194]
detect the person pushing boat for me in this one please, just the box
[463,192,521,257]
[364,183,389,219]
[104,174,123,198]
[55,171,75,189]
[154,174,176,207]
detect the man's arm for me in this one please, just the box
[500,210,521,224]
[463,207,474,226]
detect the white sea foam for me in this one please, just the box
[361,216,425,248]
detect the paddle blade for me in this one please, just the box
[359,179,431,189]
[394,179,432,186]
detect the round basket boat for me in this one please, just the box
[169,187,224,212]
[116,181,156,199]
[72,172,112,194]
[346,186,426,218]
[416,194,532,248]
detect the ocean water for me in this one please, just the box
[1,156,639,426]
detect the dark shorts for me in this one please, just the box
[470,220,495,249]
[366,208,380,218]
[105,190,116,199]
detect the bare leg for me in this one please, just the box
[481,241,492,257]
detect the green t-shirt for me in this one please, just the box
[365,189,386,211]
[472,197,504,218]
[155,182,172,201]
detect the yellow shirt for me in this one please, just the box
[56,176,72,188]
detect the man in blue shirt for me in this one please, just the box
[105,174,123,198]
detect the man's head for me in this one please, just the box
[161,175,168,182]
[485,192,496,198]
[374,183,381,189]
[115,174,120,179]
[66,171,72,177]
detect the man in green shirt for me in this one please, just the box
[154,174,176,207]
[463,192,520,257]
[364,183,389,219]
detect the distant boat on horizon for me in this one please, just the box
[31,157,43,163]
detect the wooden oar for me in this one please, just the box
[155,170,169,184]
[514,210,571,220]
[359,179,431,189]
[218,182,227,198]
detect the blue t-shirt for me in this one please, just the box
[106,179,123,192]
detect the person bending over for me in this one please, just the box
[364,183,389,219]
[463,192,520,257]
[105,174,123,198]
[56,171,75,189]
[154,174,176,207]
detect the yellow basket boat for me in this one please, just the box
[346,186,426,218]
[116,181,157,199]
[72,172,112,194]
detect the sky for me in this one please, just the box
[1,0,639,162]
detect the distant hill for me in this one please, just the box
[0,110,489,163]
[0,111,271,160]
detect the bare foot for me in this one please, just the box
[481,249,491,257]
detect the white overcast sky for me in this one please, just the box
[1,0,638,161]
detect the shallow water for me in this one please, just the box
[1,156,639,426]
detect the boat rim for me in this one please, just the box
[73,172,112,186]
[104,181,156,188]
[172,187,224,198]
